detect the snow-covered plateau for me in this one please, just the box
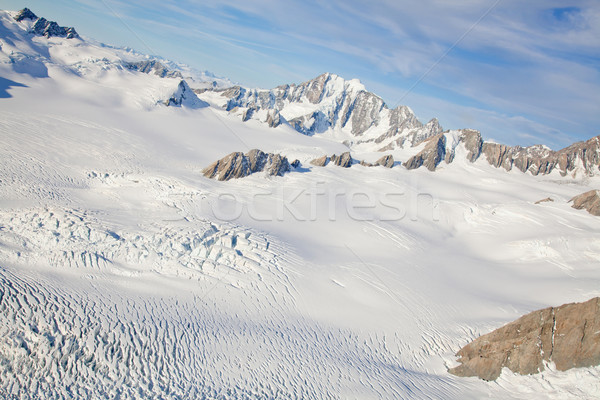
[0,8,599,399]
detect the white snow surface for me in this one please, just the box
[1,9,600,399]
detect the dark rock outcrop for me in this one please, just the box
[310,152,354,168]
[460,129,484,162]
[449,297,600,381]
[360,155,395,168]
[375,154,395,168]
[203,150,293,181]
[15,8,79,39]
[14,8,37,22]
[310,155,329,167]
[125,60,182,79]
[569,190,600,216]
[404,129,485,171]
[265,110,285,128]
[534,197,554,204]
[405,133,447,171]
[311,152,397,169]
[330,152,353,168]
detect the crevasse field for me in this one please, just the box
[0,9,599,399]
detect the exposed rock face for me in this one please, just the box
[312,153,396,169]
[481,143,514,170]
[310,152,354,168]
[460,129,484,162]
[360,155,395,168]
[32,18,79,39]
[569,190,600,216]
[534,197,554,204]
[205,73,442,148]
[125,60,182,79]
[265,110,284,128]
[482,136,600,177]
[15,8,79,39]
[374,154,394,168]
[164,81,207,108]
[330,152,353,168]
[203,150,293,181]
[14,8,37,22]
[310,155,329,167]
[401,129,600,177]
[405,133,447,171]
[449,297,600,381]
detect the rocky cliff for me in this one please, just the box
[203,150,295,181]
[569,190,600,216]
[449,297,600,381]
[404,129,482,171]
[481,135,600,176]
[403,129,600,177]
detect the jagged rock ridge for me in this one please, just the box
[449,297,600,381]
[360,154,395,168]
[481,136,600,176]
[14,8,79,39]
[203,73,443,150]
[311,152,354,168]
[404,129,482,171]
[203,150,296,181]
[404,129,600,177]
[310,152,395,168]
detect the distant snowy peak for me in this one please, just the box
[14,8,79,39]
[125,60,183,79]
[163,80,208,109]
[202,72,443,151]
[13,7,36,21]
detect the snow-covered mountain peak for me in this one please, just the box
[202,71,440,150]
[14,7,37,22]
[164,80,208,108]
[11,7,79,39]
[2,6,600,399]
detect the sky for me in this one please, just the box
[2,0,599,149]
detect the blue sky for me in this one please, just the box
[3,0,600,149]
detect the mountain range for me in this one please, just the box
[1,8,600,399]
[3,8,598,178]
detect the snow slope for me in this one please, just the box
[1,8,600,399]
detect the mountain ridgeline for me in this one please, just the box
[203,73,599,177]
[14,8,79,39]
[7,8,600,177]
[404,130,600,176]
[211,73,443,149]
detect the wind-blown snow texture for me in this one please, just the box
[1,8,600,399]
